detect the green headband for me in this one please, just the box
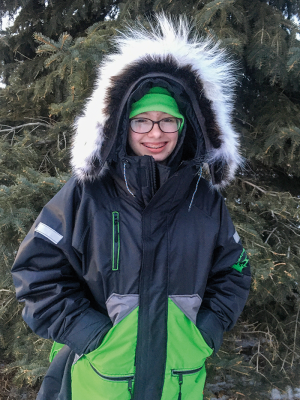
[129,87,185,134]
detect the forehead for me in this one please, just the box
[133,111,174,119]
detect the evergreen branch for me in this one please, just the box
[239,330,276,336]
[264,227,277,244]
[281,342,300,360]
[234,117,254,128]
[291,306,300,367]
[237,178,268,194]
[16,51,33,60]
[34,34,57,51]
[278,221,300,237]
[235,225,259,238]
[228,368,250,376]
[197,0,236,26]
[270,251,286,256]
[253,25,271,44]
[249,341,274,369]
[45,53,62,67]
[262,308,288,335]
[280,348,290,372]
[60,33,71,50]
[239,179,300,204]
[0,123,51,134]
[255,369,281,390]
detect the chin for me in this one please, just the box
[144,153,167,162]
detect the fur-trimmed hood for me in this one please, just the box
[72,14,242,188]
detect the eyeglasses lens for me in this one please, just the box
[130,118,153,133]
[160,118,179,132]
[130,118,180,133]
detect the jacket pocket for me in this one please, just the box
[71,306,138,400]
[172,366,204,400]
[112,211,120,271]
[89,363,134,399]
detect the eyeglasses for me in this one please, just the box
[129,117,181,134]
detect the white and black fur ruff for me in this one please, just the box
[72,14,242,188]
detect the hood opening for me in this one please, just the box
[107,75,207,169]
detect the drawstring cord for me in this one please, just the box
[123,162,135,197]
[188,165,203,212]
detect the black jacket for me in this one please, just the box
[12,14,251,400]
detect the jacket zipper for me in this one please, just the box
[172,366,203,400]
[90,363,134,399]
[112,211,120,271]
[149,157,157,196]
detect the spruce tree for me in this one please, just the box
[1,1,300,398]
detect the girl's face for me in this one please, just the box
[128,111,179,162]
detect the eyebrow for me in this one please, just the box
[134,113,172,117]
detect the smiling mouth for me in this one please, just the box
[143,142,167,149]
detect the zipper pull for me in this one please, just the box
[112,211,120,271]
[114,213,118,241]
[128,377,133,399]
[178,372,183,400]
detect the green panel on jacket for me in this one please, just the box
[71,306,138,400]
[161,299,213,400]
[49,341,65,363]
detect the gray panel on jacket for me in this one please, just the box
[72,353,83,365]
[106,293,139,326]
[169,294,202,324]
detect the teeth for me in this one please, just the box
[144,144,165,149]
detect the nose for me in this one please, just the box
[147,122,163,138]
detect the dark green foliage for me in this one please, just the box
[0,0,300,397]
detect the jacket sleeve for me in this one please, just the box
[11,179,112,356]
[196,196,251,352]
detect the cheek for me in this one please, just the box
[170,134,179,151]
[128,130,140,154]
[128,129,136,147]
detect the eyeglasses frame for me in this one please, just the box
[129,117,182,134]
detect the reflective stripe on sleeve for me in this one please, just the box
[233,231,240,243]
[35,222,63,244]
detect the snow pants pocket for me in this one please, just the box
[70,306,138,400]
[161,298,213,400]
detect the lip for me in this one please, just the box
[142,142,167,153]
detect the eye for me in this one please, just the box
[162,117,176,123]
[134,118,148,123]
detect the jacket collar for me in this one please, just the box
[109,156,198,210]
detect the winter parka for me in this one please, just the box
[12,15,251,400]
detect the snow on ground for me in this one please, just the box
[270,387,300,400]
